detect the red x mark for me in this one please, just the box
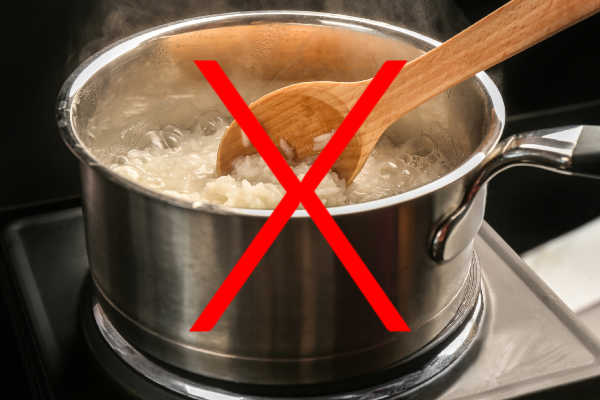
[190,60,409,332]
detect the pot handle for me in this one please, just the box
[431,125,600,262]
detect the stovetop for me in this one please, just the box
[2,207,600,399]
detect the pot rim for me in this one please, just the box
[56,10,505,218]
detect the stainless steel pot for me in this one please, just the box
[57,11,600,385]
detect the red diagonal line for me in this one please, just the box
[191,60,409,332]
[300,191,408,331]
[191,192,299,331]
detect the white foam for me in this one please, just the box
[103,118,452,209]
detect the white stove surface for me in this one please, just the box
[523,216,600,336]
[439,224,600,399]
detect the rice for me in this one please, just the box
[312,131,334,151]
[279,138,295,160]
[106,118,452,209]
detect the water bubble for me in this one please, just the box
[194,116,227,136]
[164,125,185,138]
[164,133,181,150]
[114,155,129,165]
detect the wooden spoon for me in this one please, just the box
[217,0,600,183]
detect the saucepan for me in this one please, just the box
[56,11,600,385]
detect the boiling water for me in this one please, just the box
[105,118,452,209]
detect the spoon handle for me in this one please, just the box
[365,0,600,131]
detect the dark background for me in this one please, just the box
[1,0,599,398]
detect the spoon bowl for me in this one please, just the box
[216,80,366,176]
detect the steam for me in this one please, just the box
[69,0,470,64]
[67,0,501,88]
[70,0,229,65]
[324,0,470,39]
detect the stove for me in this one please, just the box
[2,207,600,399]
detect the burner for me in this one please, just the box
[84,255,485,399]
